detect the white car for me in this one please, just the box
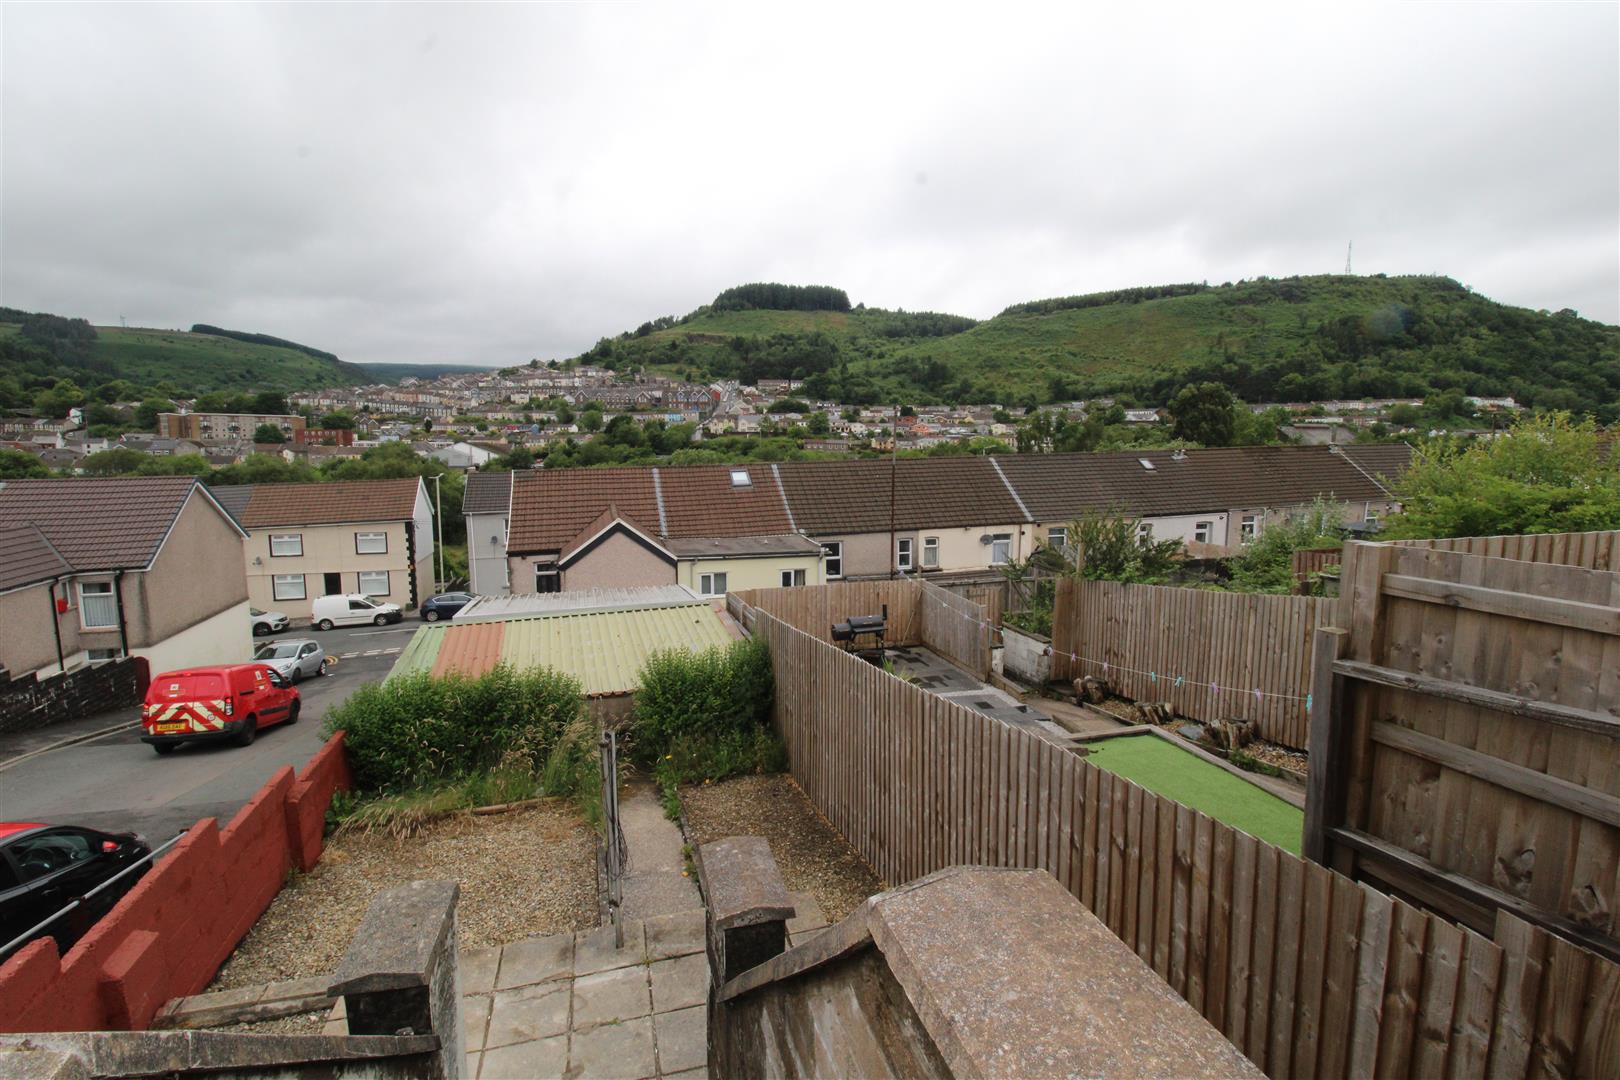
[310,593,404,631]
[253,639,327,682]
[250,607,290,636]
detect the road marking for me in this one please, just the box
[363,650,382,656]
[349,627,418,637]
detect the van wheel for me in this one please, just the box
[317,619,335,632]
[374,614,388,626]
[285,701,300,725]
[152,743,176,756]
[234,716,257,747]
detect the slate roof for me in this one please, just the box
[992,445,1406,522]
[462,471,513,516]
[0,477,225,573]
[210,484,256,524]
[774,457,1027,533]
[0,523,71,593]
[1337,443,1415,489]
[234,478,422,528]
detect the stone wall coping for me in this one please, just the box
[697,836,794,930]
[328,879,460,996]
[0,1031,440,1075]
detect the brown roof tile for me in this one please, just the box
[508,468,660,554]
[238,478,422,528]
[775,457,1028,534]
[656,464,796,538]
[0,523,70,592]
[0,476,209,571]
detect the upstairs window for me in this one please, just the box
[896,538,914,572]
[355,531,388,554]
[535,563,561,594]
[78,581,117,629]
[1240,514,1259,541]
[822,542,843,579]
[1048,527,1069,550]
[270,534,303,558]
[989,534,1012,565]
[922,536,940,568]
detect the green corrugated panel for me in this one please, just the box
[497,603,733,697]
[386,624,448,680]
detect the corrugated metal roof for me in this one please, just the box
[455,586,700,621]
[389,602,733,696]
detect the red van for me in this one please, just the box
[140,664,300,755]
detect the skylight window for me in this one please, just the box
[1138,458,1155,471]
[729,468,752,487]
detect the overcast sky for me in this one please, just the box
[2,3,1616,366]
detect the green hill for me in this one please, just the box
[577,276,1620,417]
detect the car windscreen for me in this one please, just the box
[254,644,301,660]
[152,674,225,699]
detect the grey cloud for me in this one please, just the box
[2,2,1614,367]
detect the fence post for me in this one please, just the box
[1303,626,1349,865]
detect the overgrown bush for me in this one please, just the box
[633,638,782,800]
[1223,498,1345,593]
[1070,511,1184,583]
[323,664,587,793]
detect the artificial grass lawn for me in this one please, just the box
[1085,735,1303,855]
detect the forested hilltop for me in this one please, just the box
[574,276,1620,417]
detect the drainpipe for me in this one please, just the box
[113,570,130,659]
[48,579,66,674]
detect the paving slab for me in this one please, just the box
[572,965,653,1029]
[460,946,502,995]
[571,1014,658,1079]
[650,953,709,1014]
[618,782,702,920]
[654,1005,708,1075]
[485,982,571,1049]
[574,919,647,976]
[643,909,706,961]
[785,891,827,937]
[480,1032,568,1079]
[462,994,492,1051]
[496,931,573,990]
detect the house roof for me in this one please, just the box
[774,457,1028,533]
[210,484,256,523]
[655,464,798,539]
[0,523,71,593]
[0,477,235,573]
[234,478,423,528]
[455,585,701,621]
[509,468,660,553]
[388,601,736,696]
[1336,443,1415,489]
[462,471,513,516]
[992,445,1407,522]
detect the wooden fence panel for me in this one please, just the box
[1048,577,1324,748]
[1392,529,1620,571]
[915,576,992,679]
[739,600,1620,1078]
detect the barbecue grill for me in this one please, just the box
[832,605,888,657]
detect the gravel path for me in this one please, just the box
[680,774,882,924]
[210,800,598,993]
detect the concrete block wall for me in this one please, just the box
[0,658,145,734]
[0,735,352,1032]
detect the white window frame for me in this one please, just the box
[922,536,940,568]
[780,568,806,587]
[699,571,728,597]
[822,542,843,580]
[1137,523,1153,541]
[535,563,561,593]
[1048,527,1068,550]
[354,531,388,555]
[1240,514,1259,541]
[1194,521,1214,544]
[77,581,117,630]
[272,574,307,601]
[357,570,391,597]
[896,538,914,572]
[269,533,303,558]
[989,534,1012,566]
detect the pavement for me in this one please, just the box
[618,783,703,922]
[0,621,422,842]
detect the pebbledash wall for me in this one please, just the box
[0,735,351,1033]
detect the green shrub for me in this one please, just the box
[1223,497,1344,593]
[322,664,587,793]
[632,638,774,765]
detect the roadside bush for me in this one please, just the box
[323,664,586,793]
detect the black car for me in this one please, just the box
[419,591,474,622]
[0,823,152,957]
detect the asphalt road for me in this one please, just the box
[0,621,424,843]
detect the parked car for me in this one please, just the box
[420,592,474,621]
[0,823,151,957]
[250,607,290,636]
[141,663,299,754]
[252,638,327,682]
[310,593,403,631]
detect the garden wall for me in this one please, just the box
[744,601,1620,1078]
[0,735,352,1033]
[0,657,146,735]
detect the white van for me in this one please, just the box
[311,593,404,631]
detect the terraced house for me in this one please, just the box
[505,464,823,596]
[0,477,250,679]
[213,478,435,620]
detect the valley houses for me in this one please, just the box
[479,444,1407,595]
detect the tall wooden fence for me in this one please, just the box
[747,603,1620,1078]
[728,581,922,645]
[1391,528,1620,570]
[914,577,992,679]
[1049,577,1330,749]
[1309,540,1620,965]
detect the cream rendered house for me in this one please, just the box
[214,478,434,621]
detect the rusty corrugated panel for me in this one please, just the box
[429,620,506,679]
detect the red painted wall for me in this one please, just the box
[0,733,352,1033]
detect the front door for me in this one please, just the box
[323,572,342,596]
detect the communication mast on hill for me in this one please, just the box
[1345,241,1353,275]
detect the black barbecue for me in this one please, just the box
[832,605,888,657]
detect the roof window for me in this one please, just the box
[729,468,752,488]
[1138,458,1156,471]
